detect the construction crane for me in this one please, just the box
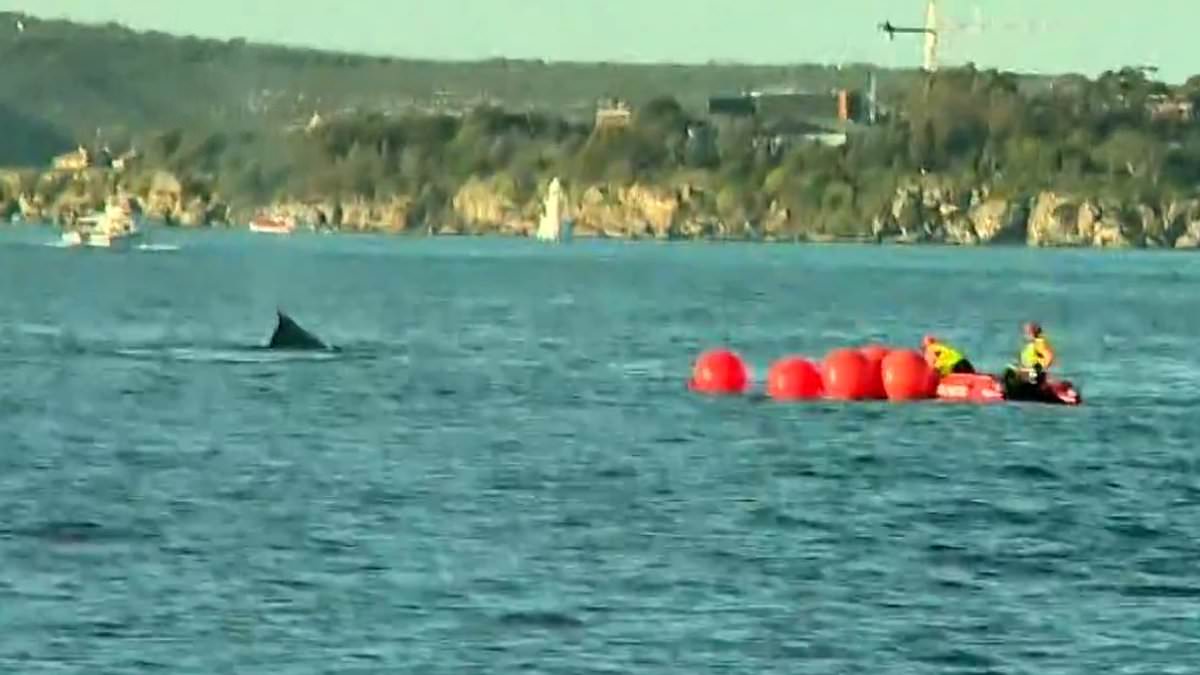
[879,0,940,72]
[879,22,933,40]
[882,2,1052,75]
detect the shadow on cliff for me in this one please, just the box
[0,103,73,167]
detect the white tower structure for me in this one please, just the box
[922,0,939,72]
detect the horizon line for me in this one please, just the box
[3,9,1114,83]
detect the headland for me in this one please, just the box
[3,11,1199,248]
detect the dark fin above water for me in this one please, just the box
[267,310,330,350]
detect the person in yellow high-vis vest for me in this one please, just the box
[1018,321,1055,384]
[922,335,975,376]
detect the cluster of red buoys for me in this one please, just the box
[688,345,939,402]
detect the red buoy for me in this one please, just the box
[858,345,891,400]
[881,349,938,401]
[766,357,824,400]
[860,344,891,364]
[822,348,871,400]
[689,349,750,395]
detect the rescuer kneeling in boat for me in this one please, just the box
[922,335,976,376]
[1012,321,1055,385]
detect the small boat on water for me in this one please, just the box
[936,371,1081,406]
[250,214,296,235]
[535,176,573,243]
[60,197,143,249]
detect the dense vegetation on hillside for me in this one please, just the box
[4,12,1200,241]
[0,10,936,157]
[888,67,1200,198]
[0,102,71,166]
[111,65,1199,235]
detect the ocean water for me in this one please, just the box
[1,227,1199,673]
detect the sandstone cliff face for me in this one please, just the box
[1024,192,1200,249]
[446,178,695,239]
[450,176,526,235]
[1166,201,1200,248]
[866,178,1200,249]
[969,198,1028,244]
[0,167,232,226]
[236,196,410,233]
[1176,224,1200,248]
[177,196,231,227]
[574,183,682,238]
[5,163,1200,250]
[1026,193,1134,248]
[0,170,23,205]
[339,196,414,233]
[872,180,1025,244]
[142,171,183,221]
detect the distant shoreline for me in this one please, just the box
[8,216,1199,253]
[3,17,1200,251]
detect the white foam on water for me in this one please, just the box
[12,323,63,338]
[112,347,339,364]
[613,359,670,378]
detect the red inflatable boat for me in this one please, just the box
[936,371,1081,406]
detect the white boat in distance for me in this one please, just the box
[535,177,573,243]
[249,214,297,234]
[61,197,144,249]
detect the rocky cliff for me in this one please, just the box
[4,167,1200,249]
[0,167,224,226]
[872,180,1028,245]
[391,175,1200,248]
[870,178,1200,249]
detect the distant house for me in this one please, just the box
[709,88,866,124]
[804,130,849,148]
[755,119,847,156]
[281,111,328,134]
[52,146,90,171]
[753,90,841,121]
[1147,94,1195,123]
[111,148,139,172]
[708,95,756,117]
[594,99,632,130]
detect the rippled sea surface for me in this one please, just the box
[2,227,1199,673]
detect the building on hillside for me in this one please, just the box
[1147,94,1195,123]
[594,99,632,130]
[52,146,90,171]
[708,88,866,125]
[754,119,848,157]
[753,90,840,120]
[111,148,139,172]
[756,89,864,123]
[708,94,756,117]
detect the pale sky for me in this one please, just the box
[3,0,1195,82]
